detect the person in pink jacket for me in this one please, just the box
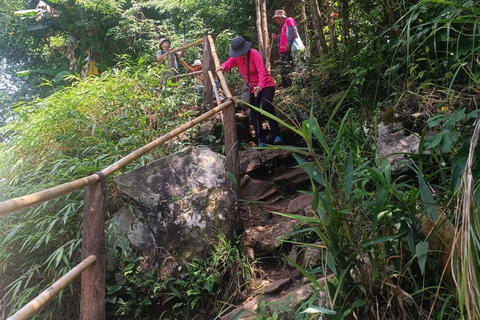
[216,36,283,146]
[272,9,296,87]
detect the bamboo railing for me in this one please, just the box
[0,100,233,217]
[6,256,97,320]
[0,35,238,320]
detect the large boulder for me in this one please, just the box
[109,147,239,279]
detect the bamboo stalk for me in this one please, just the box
[207,35,232,98]
[0,100,233,216]
[260,0,270,70]
[168,38,204,54]
[208,70,221,104]
[255,0,265,57]
[175,70,203,79]
[7,256,97,320]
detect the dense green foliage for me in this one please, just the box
[0,62,200,318]
[1,0,480,318]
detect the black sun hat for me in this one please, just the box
[228,36,252,57]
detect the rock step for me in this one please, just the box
[219,275,334,320]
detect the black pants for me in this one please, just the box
[250,86,280,144]
[280,52,294,88]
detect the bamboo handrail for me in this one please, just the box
[175,70,203,79]
[208,70,221,104]
[7,255,97,320]
[0,99,233,216]
[207,35,233,99]
[168,38,204,54]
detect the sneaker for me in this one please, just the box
[274,136,283,145]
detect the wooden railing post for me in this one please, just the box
[203,36,214,107]
[207,35,240,197]
[167,54,177,83]
[80,177,105,320]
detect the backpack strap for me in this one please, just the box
[247,49,251,89]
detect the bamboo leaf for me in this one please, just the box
[301,306,336,315]
[416,241,429,275]
[285,257,325,292]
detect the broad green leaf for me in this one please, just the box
[418,168,437,220]
[301,306,336,315]
[107,285,122,294]
[416,241,429,275]
[351,299,366,308]
[345,152,353,201]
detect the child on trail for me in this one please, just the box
[216,36,283,146]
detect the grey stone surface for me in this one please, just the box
[240,175,276,201]
[110,147,238,279]
[244,220,294,256]
[287,246,298,268]
[376,122,421,166]
[302,243,322,269]
[271,168,309,185]
[264,278,292,294]
[239,149,292,174]
[287,194,313,214]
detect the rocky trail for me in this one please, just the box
[204,107,329,319]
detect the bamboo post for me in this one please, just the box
[207,35,232,98]
[203,37,214,107]
[0,100,234,217]
[7,256,97,320]
[206,35,240,196]
[80,180,106,320]
[208,70,221,105]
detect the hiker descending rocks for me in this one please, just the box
[272,9,296,87]
[156,38,186,71]
[216,36,283,146]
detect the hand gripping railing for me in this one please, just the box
[0,34,239,320]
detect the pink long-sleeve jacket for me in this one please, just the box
[221,49,275,93]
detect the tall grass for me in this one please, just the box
[0,62,200,318]
[251,88,464,318]
[452,119,480,320]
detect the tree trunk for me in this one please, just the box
[326,0,336,53]
[260,0,270,70]
[339,0,350,46]
[300,0,311,58]
[310,0,328,55]
[255,0,265,57]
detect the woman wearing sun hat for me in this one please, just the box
[272,9,296,87]
[216,36,283,146]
